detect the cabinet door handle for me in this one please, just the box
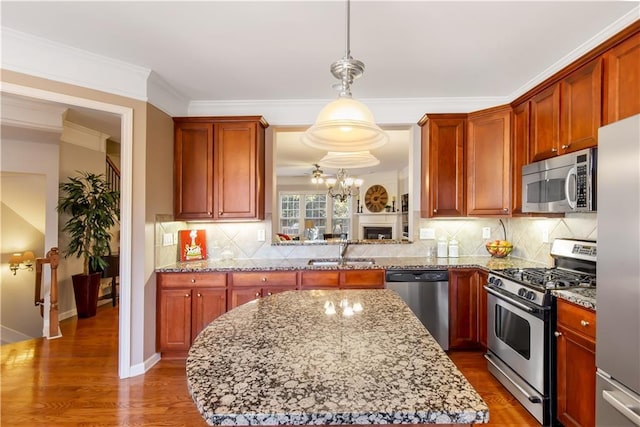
[580,320,590,327]
[554,331,562,337]
[255,292,261,298]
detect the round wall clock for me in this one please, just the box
[364,185,389,213]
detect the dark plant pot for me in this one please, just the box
[72,273,102,318]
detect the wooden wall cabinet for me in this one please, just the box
[556,299,596,427]
[449,268,484,350]
[419,114,467,218]
[228,271,297,309]
[156,272,227,357]
[466,106,512,216]
[511,102,530,215]
[174,116,267,221]
[529,84,561,161]
[603,31,640,124]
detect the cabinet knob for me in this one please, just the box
[185,293,190,298]
[191,278,196,283]
[433,209,437,213]
[580,320,590,327]
[219,211,223,215]
[267,292,272,296]
[503,208,509,212]
[554,331,562,337]
[197,293,201,298]
[255,292,261,298]
[261,277,267,282]
[207,212,212,215]
[551,147,558,152]
[561,144,570,150]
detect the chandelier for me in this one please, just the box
[310,164,324,184]
[326,169,363,203]
[301,0,388,153]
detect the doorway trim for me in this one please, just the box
[2,82,134,378]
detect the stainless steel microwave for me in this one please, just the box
[522,148,597,213]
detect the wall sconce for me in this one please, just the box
[9,251,35,275]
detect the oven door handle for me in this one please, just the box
[485,353,542,404]
[484,285,536,313]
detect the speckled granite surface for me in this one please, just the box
[158,255,544,273]
[186,289,489,425]
[552,287,597,310]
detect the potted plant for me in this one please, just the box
[58,171,119,318]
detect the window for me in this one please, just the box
[279,192,353,240]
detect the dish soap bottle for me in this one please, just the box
[437,237,448,258]
[448,239,459,258]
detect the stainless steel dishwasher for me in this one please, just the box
[385,269,449,350]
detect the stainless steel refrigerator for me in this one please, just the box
[596,113,640,426]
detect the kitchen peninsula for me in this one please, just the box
[186,289,489,425]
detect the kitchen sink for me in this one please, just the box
[307,258,376,266]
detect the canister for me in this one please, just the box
[437,237,448,258]
[448,239,459,258]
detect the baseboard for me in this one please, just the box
[59,308,77,321]
[129,352,161,377]
[0,324,35,344]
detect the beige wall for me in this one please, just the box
[1,69,160,367]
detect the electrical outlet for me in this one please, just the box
[542,228,549,243]
[482,227,491,239]
[162,233,173,246]
[257,229,266,242]
[419,228,436,240]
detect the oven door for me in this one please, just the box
[486,286,546,393]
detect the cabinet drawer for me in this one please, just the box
[300,271,340,288]
[340,269,385,288]
[557,299,596,340]
[158,272,226,288]
[231,271,298,287]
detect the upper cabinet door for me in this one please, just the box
[214,120,265,220]
[420,115,466,218]
[560,57,602,153]
[603,31,640,125]
[511,102,530,216]
[529,84,561,162]
[174,122,215,220]
[466,106,512,216]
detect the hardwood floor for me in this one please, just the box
[1,304,538,426]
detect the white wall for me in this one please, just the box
[1,139,59,342]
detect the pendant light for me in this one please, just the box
[301,0,388,152]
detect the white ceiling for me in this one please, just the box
[1,1,638,175]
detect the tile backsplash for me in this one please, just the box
[155,213,597,268]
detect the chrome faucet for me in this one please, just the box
[338,233,349,262]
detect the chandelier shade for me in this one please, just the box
[318,150,380,169]
[301,0,388,152]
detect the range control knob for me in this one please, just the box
[518,288,527,297]
[526,291,536,301]
[494,278,503,287]
[488,276,495,284]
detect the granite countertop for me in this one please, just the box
[186,289,489,425]
[158,255,545,273]
[551,287,597,311]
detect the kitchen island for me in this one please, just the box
[186,289,489,425]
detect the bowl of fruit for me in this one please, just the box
[486,240,513,258]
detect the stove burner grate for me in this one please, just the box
[498,267,596,289]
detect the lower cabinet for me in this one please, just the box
[556,299,596,427]
[299,269,385,290]
[229,271,298,309]
[449,268,485,350]
[156,272,227,357]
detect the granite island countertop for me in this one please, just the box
[186,289,489,425]
[158,255,545,273]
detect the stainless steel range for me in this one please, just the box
[485,238,596,426]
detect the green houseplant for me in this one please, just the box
[58,171,119,318]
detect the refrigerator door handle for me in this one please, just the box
[603,390,640,426]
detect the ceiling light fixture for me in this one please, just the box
[301,0,388,153]
[318,151,380,169]
[326,169,363,203]
[310,164,324,184]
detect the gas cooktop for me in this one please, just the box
[493,267,596,290]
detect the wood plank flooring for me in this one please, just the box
[1,304,538,426]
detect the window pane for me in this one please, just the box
[332,199,351,237]
[280,195,300,235]
[304,194,327,235]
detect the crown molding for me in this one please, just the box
[510,7,640,100]
[0,94,66,132]
[188,96,509,125]
[146,71,189,117]
[61,118,110,152]
[1,28,151,101]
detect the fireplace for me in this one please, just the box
[362,226,393,240]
